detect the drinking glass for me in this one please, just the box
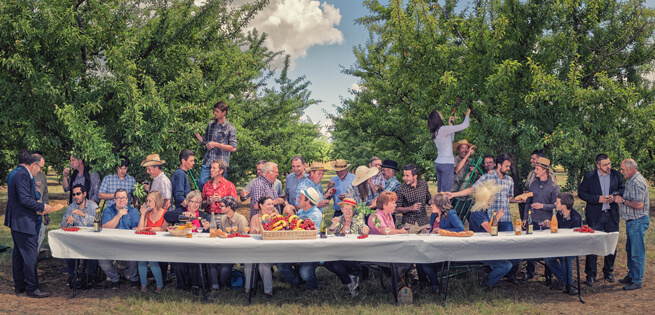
[403,224,411,235]
[344,226,350,235]
[244,227,250,234]
[384,227,391,238]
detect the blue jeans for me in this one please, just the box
[625,215,649,284]
[544,257,573,285]
[482,260,513,287]
[498,221,513,232]
[434,163,454,193]
[324,261,358,285]
[278,263,319,290]
[138,261,163,288]
[198,164,227,190]
[99,260,138,283]
[421,263,443,291]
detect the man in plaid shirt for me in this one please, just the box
[194,101,237,189]
[98,156,136,207]
[368,157,385,197]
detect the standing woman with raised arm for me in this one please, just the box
[428,107,471,193]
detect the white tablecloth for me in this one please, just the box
[48,228,619,264]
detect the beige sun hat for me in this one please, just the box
[331,159,351,171]
[301,187,321,205]
[536,157,551,168]
[308,161,328,171]
[351,166,379,186]
[141,154,166,167]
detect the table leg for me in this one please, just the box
[442,261,451,306]
[575,256,585,304]
[198,263,207,302]
[390,263,398,305]
[248,263,258,305]
[69,259,79,299]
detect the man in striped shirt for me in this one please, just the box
[614,159,650,291]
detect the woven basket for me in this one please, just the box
[259,220,317,240]
[167,226,187,237]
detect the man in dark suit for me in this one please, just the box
[4,154,54,298]
[578,153,624,286]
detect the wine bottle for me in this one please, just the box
[581,207,586,227]
[320,214,327,238]
[550,209,558,233]
[526,210,533,235]
[490,211,498,236]
[209,212,217,238]
[93,208,102,232]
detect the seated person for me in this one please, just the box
[98,189,140,289]
[541,192,581,295]
[206,196,244,298]
[60,184,99,289]
[324,198,369,297]
[422,193,464,295]
[244,196,277,298]
[468,208,516,290]
[278,187,323,291]
[136,191,168,294]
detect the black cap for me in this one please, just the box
[381,159,398,170]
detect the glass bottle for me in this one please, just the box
[93,208,102,232]
[209,212,217,238]
[185,221,193,238]
[550,209,558,233]
[319,214,327,238]
[526,210,533,235]
[490,211,498,236]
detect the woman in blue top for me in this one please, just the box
[422,193,465,296]
[428,108,471,193]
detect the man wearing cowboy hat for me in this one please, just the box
[381,159,401,192]
[328,159,355,217]
[519,150,558,220]
[278,187,322,291]
[285,155,308,207]
[141,154,172,210]
[295,162,333,211]
[450,139,476,192]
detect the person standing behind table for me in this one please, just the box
[136,191,168,294]
[5,154,55,298]
[32,150,50,253]
[368,157,386,197]
[98,155,136,208]
[98,189,141,290]
[202,159,237,215]
[482,154,496,174]
[450,140,477,192]
[278,187,323,291]
[172,149,195,211]
[249,162,287,218]
[428,107,471,193]
[381,160,401,192]
[518,150,557,222]
[328,159,355,218]
[60,184,99,289]
[141,154,172,211]
[614,159,650,291]
[62,154,101,204]
[577,153,624,286]
[395,164,432,229]
[194,100,237,189]
[447,153,520,232]
[284,156,308,207]
[468,208,515,291]
[240,160,283,202]
[540,192,581,295]
[521,157,559,281]
[294,162,333,212]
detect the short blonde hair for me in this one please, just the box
[185,190,202,205]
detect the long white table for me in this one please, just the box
[49,228,619,264]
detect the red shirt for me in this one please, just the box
[202,177,237,213]
[146,209,167,227]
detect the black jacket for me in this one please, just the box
[577,169,624,226]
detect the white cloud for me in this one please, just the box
[235,0,344,69]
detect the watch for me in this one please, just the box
[622,199,627,205]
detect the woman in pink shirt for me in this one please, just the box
[368,191,408,235]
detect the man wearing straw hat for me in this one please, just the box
[450,139,476,192]
[295,162,333,211]
[329,159,355,217]
[141,154,172,211]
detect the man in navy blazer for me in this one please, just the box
[4,154,54,298]
[578,153,624,286]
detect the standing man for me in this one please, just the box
[328,159,355,217]
[98,155,136,208]
[295,162,333,211]
[141,154,172,211]
[172,149,195,210]
[5,154,54,297]
[285,156,308,207]
[451,140,476,192]
[368,157,385,196]
[381,160,401,192]
[614,159,649,291]
[249,162,286,218]
[482,155,496,174]
[194,101,237,189]
[519,150,557,221]
[395,164,431,228]
[63,154,100,204]
[447,153,518,232]
[577,153,624,286]
[32,150,49,253]
[241,160,283,202]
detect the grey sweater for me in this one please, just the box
[525,178,560,223]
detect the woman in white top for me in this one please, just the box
[428,108,471,193]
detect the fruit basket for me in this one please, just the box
[258,220,316,240]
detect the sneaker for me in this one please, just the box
[619,276,633,284]
[397,286,413,305]
[567,286,579,295]
[349,275,360,290]
[110,282,119,290]
[207,290,220,300]
[347,282,359,297]
[623,282,642,291]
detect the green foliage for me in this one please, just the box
[331,0,655,189]
[0,0,325,185]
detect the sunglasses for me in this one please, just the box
[73,192,84,196]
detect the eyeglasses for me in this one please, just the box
[73,192,84,196]
[115,197,128,200]
[189,200,202,205]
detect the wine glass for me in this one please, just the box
[225,227,233,235]
[384,227,391,238]
[244,227,250,235]
[403,224,411,235]
[344,226,350,236]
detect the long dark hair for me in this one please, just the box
[356,181,370,202]
[428,110,444,140]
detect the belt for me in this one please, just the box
[625,215,647,223]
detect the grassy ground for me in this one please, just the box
[0,169,653,314]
